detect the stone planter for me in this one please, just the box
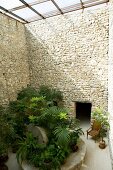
[21,139,86,170]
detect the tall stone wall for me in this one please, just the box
[26,7,109,113]
[0,13,30,105]
[108,0,113,164]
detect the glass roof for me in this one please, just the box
[0,0,109,23]
[13,7,42,21]
[54,0,80,8]
[33,1,57,13]
[0,0,23,9]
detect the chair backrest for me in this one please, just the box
[92,121,101,130]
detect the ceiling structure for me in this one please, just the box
[0,0,109,24]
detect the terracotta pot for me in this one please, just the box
[71,144,78,152]
[99,140,106,149]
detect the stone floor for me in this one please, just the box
[6,118,112,170]
[6,153,22,170]
[80,119,112,170]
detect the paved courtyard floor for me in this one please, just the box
[80,119,112,170]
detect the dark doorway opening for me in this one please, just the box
[76,102,92,123]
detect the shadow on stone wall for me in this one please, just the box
[25,12,108,111]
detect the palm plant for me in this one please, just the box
[54,126,70,147]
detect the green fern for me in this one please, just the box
[54,126,70,147]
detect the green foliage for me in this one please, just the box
[91,107,110,139]
[59,112,68,120]
[9,100,27,114]
[0,106,15,155]
[0,142,8,156]
[29,96,47,115]
[0,86,83,170]
[70,128,83,146]
[91,107,109,127]
[54,126,70,147]
[38,85,63,107]
[17,133,46,163]
[17,86,38,100]
[31,106,69,130]
[17,134,71,170]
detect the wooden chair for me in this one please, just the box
[87,121,101,142]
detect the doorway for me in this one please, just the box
[75,102,92,124]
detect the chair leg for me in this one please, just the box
[87,132,88,139]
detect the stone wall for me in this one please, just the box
[108,0,113,164]
[26,7,109,113]
[0,13,30,105]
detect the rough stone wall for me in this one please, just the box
[0,13,30,105]
[26,7,109,113]
[108,0,113,164]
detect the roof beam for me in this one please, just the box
[51,0,63,14]
[0,6,28,23]
[80,0,84,9]
[19,0,45,19]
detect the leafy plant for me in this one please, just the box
[38,85,63,107]
[29,106,69,130]
[29,96,47,115]
[54,126,70,147]
[17,133,46,163]
[91,107,110,140]
[69,128,83,151]
[17,86,38,100]
[0,106,15,150]
[0,142,8,157]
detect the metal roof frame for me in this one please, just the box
[0,0,109,23]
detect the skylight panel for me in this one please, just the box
[32,1,59,14]
[0,0,23,10]
[13,7,41,21]
[5,13,26,23]
[54,0,81,8]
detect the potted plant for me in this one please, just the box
[99,116,110,149]
[91,107,110,148]
[69,128,83,152]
